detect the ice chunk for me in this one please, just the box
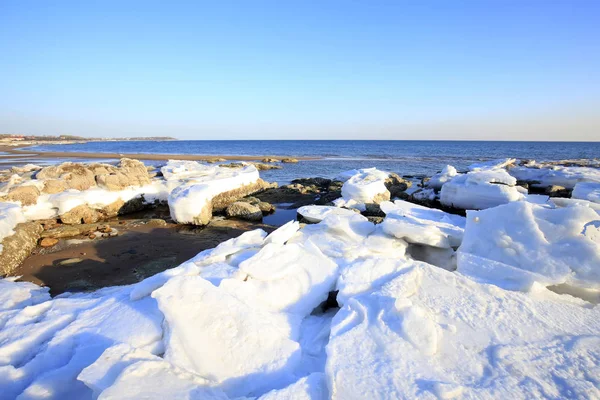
[258,373,328,400]
[221,241,339,316]
[509,165,600,189]
[458,201,600,290]
[427,165,458,190]
[152,276,301,397]
[264,220,300,245]
[326,263,600,399]
[380,200,465,248]
[573,182,600,204]
[297,205,357,223]
[440,169,525,210]
[0,278,50,312]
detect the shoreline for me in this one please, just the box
[0,144,318,164]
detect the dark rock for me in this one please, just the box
[225,202,263,221]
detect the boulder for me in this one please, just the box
[262,158,280,163]
[39,237,59,247]
[385,173,411,197]
[60,205,101,225]
[3,185,40,206]
[258,201,275,214]
[95,158,151,191]
[42,179,68,194]
[37,163,96,191]
[252,163,282,171]
[545,185,571,198]
[211,179,275,213]
[281,158,299,163]
[225,202,263,221]
[41,223,110,239]
[0,222,43,275]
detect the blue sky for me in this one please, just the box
[1,0,598,140]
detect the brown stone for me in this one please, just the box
[262,158,280,163]
[0,222,43,275]
[3,185,40,206]
[281,158,299,163]
[39,237,59,247]
[60,205,100,225]
[226,202,263,221]
[43,179,68,194]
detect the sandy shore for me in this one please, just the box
[0,144,317,166]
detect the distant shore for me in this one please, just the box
[0,144,317,166]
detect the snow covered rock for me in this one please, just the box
[152,276,301,397]
[468,157,516,171]
[0,202,26,254]
[334,168,390,209]
[458,201,600,291]
[166,162,265,225]
[572,182,600,204]
[509,165,600,189]
[380,200,465,248]
[297,205,357,223]
[326,263,600,399]
[440,169,525,210]
[427,165,458,190]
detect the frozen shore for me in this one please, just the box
[0,156,599,399]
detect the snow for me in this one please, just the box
[380,200,465,248]
[259,373,328,400]
[0,202,26,254]
[297,205,357,223]
[334,168,390,209]
[440,169,525,210]
[427,165,458,190]
[326,263,600,399]
[509,165,600,189]
[152,276,301,398]
[458,201,600,291]
[468,157,516,171]
[167,162,260,224]
[573,182,600,204]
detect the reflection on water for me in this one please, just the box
[263,204,298,226]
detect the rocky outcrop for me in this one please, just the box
[262,158,280,163]
[545,185,571,198]
[0,222,43,275]
[60,205,101,225]
[95,159,151,191]
[225,202,263,221]
[239,197,275,214]
[2,185,40,206]
[385,173,412,197]
[252,163,282,171]
[281,158,299,163]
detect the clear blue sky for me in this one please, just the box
[1,0,599,140]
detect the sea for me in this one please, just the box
[28,140,600,185]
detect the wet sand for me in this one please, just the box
[15,216,275,296]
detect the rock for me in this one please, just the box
[100,199,126,218]
[219,162,245,169]
[38,219,59,230]
[367,216,384,224]
[60,205,101,225]
[60,164,97,191]
[258,201,275,214]
[146,218,168,227]
[545,185,571,198]
[95,158,151,190]
[3,185,40,206]
[262,158,280,163]
[42,179,68,194]
[0,222,43,275]
[281,158,299,163]
[385,173,411,197]
[252,163,282,171]
[210,179,275,213]
[205,158,226,163]
[362,203,385,217]
[39,237,59,247]
[225,202,263,221]
[291,177,332,188]
[119,196,150,215]
[59,258,83,265]
[41,224,101,238]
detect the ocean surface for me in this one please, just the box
[28,140,600,184]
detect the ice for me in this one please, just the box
[221,241,339,316]
[509,165,600,189]
[0,202,26,254]
[297,205,357,223]
[427,165,458,190]
[93,359,228,400]
[152,276,301,398]
[440,169,525,210]
[338,168,390,208]
[468,158,516,171]
[326,263,600,399]
[167,162,260,224]
[572,182,600,203]
[258,373,328,400]
[264,220,300,245]
[458,201,600,291]
[380,200,465,248]
[0,278,50,313]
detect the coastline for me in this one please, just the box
[0,144,318,165]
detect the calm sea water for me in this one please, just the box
[29,140,600,184]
